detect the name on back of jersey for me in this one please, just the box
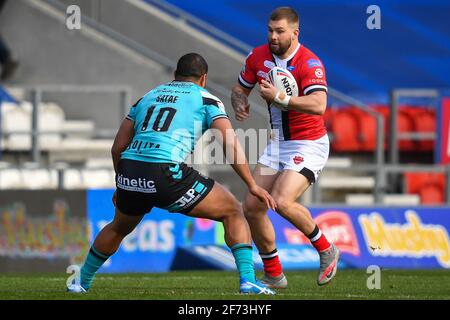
[156,94,179,103]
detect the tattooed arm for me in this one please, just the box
[231,84,252,121]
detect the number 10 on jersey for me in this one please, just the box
[142,105,177,132]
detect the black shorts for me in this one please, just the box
[116,159,215,216]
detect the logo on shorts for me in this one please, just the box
[169,164,183,180]
[293,156,304,165]
[165,181,209,212]
[117,174,156,193]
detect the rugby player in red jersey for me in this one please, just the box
[231,7,340,288]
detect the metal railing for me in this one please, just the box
[390,89,440,164]
[1,85,131,162]
[312,163,450,205]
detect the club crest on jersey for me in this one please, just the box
[315,68,324,78]
[293,156,304,165]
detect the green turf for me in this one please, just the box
[0,270,449,300]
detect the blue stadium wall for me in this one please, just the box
[150,0,450,103]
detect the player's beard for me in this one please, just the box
[269,38,292,56]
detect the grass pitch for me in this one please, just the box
[0,269,449,300]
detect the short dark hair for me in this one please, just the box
[174,53,208,79]
[269,7,299,25]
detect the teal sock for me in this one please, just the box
[80,246,110,290]
[231,244,256,283]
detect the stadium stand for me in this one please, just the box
[0,0,448,204]
[326,105,437,153]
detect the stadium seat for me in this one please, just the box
[61,120,95,139]
[419,184,444,204]
[404,172,446,204]
[81,169,115,188]
[353,108,377,151]
[329,108,360,151]
[63,169,83,189]
[85,158,113,169]
[412,108,435,151]
[397,107,416,151]
[0,168,23,189]
[2,102,31,150]
[39,103,65,150]
[20,168,58,189]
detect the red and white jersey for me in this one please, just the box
[238,43,327,141]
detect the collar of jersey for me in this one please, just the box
[273,43,301,62]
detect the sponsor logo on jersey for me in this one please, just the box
[117,174,157,193]
[264,60,276,69]
[310,78,326,84]
[293,155,304,164]
[257,70,268,79]
[315,68,324,78]
[307,59,323,68]
[287,66,295,71]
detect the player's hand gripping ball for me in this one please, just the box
[266,66,298,111]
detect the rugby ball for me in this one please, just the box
[267,66,298,111]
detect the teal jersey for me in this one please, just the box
[121,81,228,163]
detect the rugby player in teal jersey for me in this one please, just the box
[67,53,276,295]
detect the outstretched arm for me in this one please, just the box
[211,117,276,210]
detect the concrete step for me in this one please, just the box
[345,193,420,206]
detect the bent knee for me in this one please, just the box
[220,196,243,218]
[243,196,267,220]
[273,195,294,215]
